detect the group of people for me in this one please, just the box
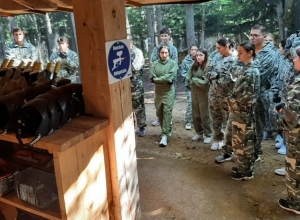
[4,27,80,82]
[129,25,300,215]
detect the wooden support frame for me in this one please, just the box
[71,0,141,219]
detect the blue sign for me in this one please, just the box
[107,41,130,80]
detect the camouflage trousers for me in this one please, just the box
[223,113,233,154]
[232,111,255,173]
[131,77,146,128]
[185,86,192,124]
[209,95,228,141]
[254,90,269,155]
[285,129,300,207]
[265,91,278,133]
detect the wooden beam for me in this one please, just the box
[49,0,72,8]
[72,0,141,219]
[125,0,141,8]
[12,0,57,10]
[0,0,28,10]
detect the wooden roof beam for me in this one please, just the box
[12,0,58,10]
[49,0,72,9]
[0,0,28,10]
[125,0,141,8]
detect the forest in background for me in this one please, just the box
[0,0,299,67]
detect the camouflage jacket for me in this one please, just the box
[5,40,38,67]
[150,42,178,65]
[186,66,209,93]
[50,48,79,80]
[206,53,240,96]
[208,50,219,63]
[277,73,300,132]
[254,42,278,91]
[180,54,195,86]
[130,45,145,78]
[226,61,260,113]
[151,58,177,84]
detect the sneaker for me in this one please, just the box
[211,141,219,150]
[138,127,146,137]
[254,154,261,162]
[152,119,160,127]
[278,199,300,214]
[191,134,202,141]
[203,136,212,144]
[263,131,268,140]
[275,136,284,149]
[211,140,223,151]
[230,171,254,181]
[232,166,239,173]
[275,134,283,143]
[215,153,233,163]
[275,167,285,176]
[278,144,286,155]
[159,135,167,147]
[185,123,192,130]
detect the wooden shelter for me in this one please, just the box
[0,0,211,219]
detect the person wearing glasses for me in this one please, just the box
[5,27,38,67]
[249,24,279,161]
[50,36,80,83]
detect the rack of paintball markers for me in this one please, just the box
[0,58,89,220]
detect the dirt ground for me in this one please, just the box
[135,64,299,220]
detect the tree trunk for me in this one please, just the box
[43,13,56,58]
[6,17,16,33]
[0,25,5,62]
[155,5,163,45]
[295,0,300,31]
[125,8,131,36]
[200,5,205,48]
[146,5,154,66]
[31,14,43,66]
[276,1,284,39]
[68,13,78,53]
[185,4,195,49]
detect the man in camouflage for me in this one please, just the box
[276,47,300,214]
[180,45,198,130]
[5,27,38,67]
[250,24,278,160]
[129,35,146,137]
[50,36,79,83]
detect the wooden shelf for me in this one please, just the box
[0,191,61,220]
[0,116,109,153]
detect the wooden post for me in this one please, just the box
[71,0,140,219]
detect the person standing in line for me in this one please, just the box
[151,46,177,147]
[227,41,260,180]
[206,37,238,151]
[128,35,147,137]
[5,27,38,67]
[275,47,300,215]
[186,48,212,144]
[249,24,278,160]
[272,33,300,176]
[50,36,79,83]
[150,27,178,127]
[181,44,198,130]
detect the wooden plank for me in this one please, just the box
[0,191,61,220]
[72,0,140,219]
[12,0,57,10]
[0,0,28,10]
[53,131,109,219]
[0,116,109,153]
